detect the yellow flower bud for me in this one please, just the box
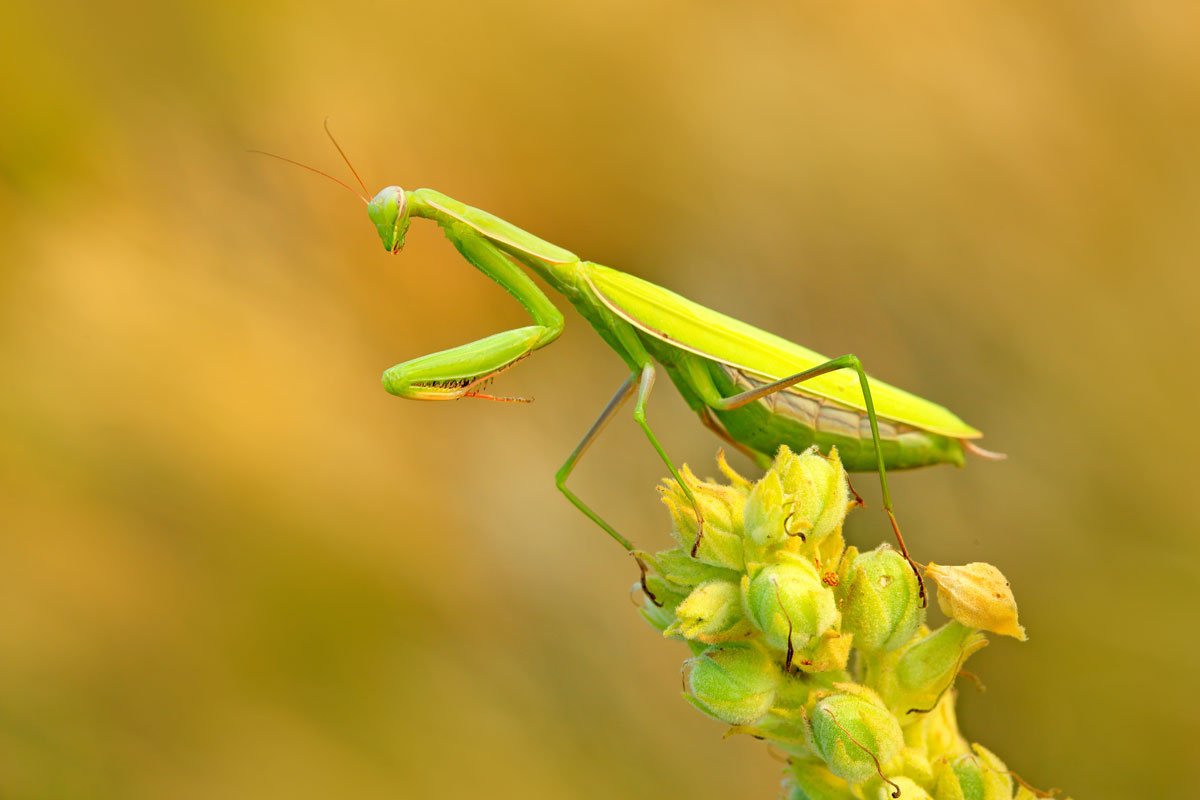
[932,746,1013,800]
[745,446,850,551]
[775,446,849,544]
[660,465,748,570]
[971,743,1016,800]
[667,579,750,644]
[803,629,854,674]
[925,562,1027,641]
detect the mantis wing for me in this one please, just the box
[584,263,982,440]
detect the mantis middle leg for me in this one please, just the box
[556,362,706,560]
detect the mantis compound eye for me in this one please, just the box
[367,185,410,253]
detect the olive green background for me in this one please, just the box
[2,2,1196,798]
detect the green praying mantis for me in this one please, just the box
[258,126,999,601]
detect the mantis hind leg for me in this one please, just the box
[555,373,638,552]
[554,370,666,606]
[556,364,706,564]
[714,353,927,605]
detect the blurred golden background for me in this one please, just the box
[2,2,1197,797]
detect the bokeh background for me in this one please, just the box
[2,2,1197,798]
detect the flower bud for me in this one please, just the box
[745,469,788,550]
[932,756,973,800]
[667,579,750,644]
[932,746,1013,800]
[684,643,780,725]
[887,622,987,713]
[660,465,747,570]
[807,685,904,785]
[925,562,1026,641]
[775,446,850,544]
[841,545,924,653]
[745,446,850,550]
[971,744,1015,800]
[745,555,839,654]
[803,629,854,674]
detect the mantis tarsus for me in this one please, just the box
[259,127,998,601]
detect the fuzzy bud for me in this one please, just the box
[745,555,839,654]
[841,545,924,653]
[660,465,747,570]
[925,562,1026,641]
[807,685,904,785]
[745,446,849,550]
[745,469,788,550]
[775,446,849,544]
[886,622,987,713]
[804,629,855,674]
[667,579,749,644]
[932,745,1014,800]
[684,643,780,725]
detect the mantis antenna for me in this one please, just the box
[322,118,370,199]
[249,148,369,203]
[249,119,371,204]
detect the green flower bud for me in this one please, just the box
[745,555,839,654]
[970,744,1015,800]
[666,579,750,644]
[884,622,987,714]
[934,749,1012,800]
[807,685,904,785]
[932,760,968,800]
[785,758,856,800]
[660,465,747,570]
[684,643,780,725]
[841,545,924,653]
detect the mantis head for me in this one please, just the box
[367,186,411,254]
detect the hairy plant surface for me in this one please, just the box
[638,447,1058,800]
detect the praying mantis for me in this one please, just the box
[258,127,998,599]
